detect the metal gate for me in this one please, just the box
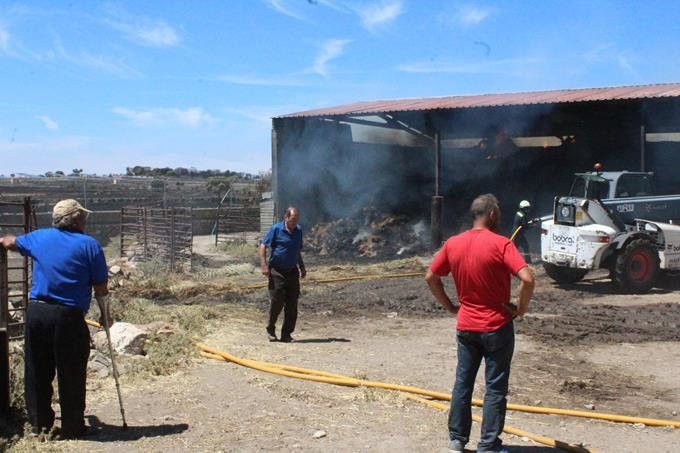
[120,207,193,272]
[215,206,260,246]
[1,197,34,414]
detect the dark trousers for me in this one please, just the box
[267,267,300,338]
[515,234,532,264]
[24,301,90,435]
[449,321,515,452]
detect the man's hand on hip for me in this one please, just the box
[261,264,270,276]
[300,267,306,279]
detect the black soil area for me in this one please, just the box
[239,270,680,346]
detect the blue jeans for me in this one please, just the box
[448,321,514,452]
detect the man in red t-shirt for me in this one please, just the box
[426,194,535,453]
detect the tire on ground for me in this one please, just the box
[612,238,660,293]
[542,262,588,284]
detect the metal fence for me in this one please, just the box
[120,207,193,272]
[1,197,35,414]
[215,206,260,245]
[0,198,34,340]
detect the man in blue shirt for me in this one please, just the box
[0,199,109,439]
[259,206,306,342]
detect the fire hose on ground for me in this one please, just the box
[195,343,680,450]
[239,271,425,290]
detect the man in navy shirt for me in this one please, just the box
[0,199,109,439]
[259,206,306,342]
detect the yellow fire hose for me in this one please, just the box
[404,394,593,453]
[86,319,103,329]
[510,225,523,242]
[196,343,680,430]
[240,271,424,290]
[197,344,594,452]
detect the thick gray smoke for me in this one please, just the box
[274,98,680,241]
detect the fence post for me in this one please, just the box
[22,198,31,310]
[170,209,176,272]
[1,248,9,416]
[143,208,148,260]
[189,208,194,272]
[120,208,125,258]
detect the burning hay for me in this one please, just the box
[306,209,429,257]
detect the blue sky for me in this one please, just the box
[1,0,679,175]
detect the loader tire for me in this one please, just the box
[612,239,659,293]
[543,262,588,283]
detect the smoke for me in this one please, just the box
[276,98,680,240]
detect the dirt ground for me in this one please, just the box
[8,244,680,452]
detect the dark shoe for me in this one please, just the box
[280,335,294,343]
[448,438,465,453]
[29,425,51,437]
[52,425,88,440]
[266,326,277,342]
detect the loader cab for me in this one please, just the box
[569,171,655,200]
[569,173,610,200]
[613,173,654,198]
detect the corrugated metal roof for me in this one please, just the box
[277,83,680,118]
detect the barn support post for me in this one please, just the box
[640,124,646,172]
[1,248,9,416]
[271,121,280,220]
[431,130,443,249]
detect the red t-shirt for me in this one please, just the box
[430,228,527,332]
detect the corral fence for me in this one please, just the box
[120,207,193,272]
[215,205,260,246]
[1,197,35,414]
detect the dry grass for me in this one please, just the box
[218,240,259,260]
[1,348,28,450]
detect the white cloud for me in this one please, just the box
[36,115,59,131]
[0,24,9,53]
[0,24,141,78]
[112,106,215,127]
[398,57,545,77]
[67,51,141,78]
[456,5,494,25]
[313,39,350,77]
[265,0,308,21]
[581,45,636,72]
[0,136,89,154]
[355,0,403,30]
[218,74,308,87]
[106,18,180,47]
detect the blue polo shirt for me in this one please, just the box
[15,227,108,311]
[262,221,303,271]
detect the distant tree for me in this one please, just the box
[55,171,65,177]
[45,171,54,177]
[256,171,272,193]
[70,168,83,176]
[206,176,231,196]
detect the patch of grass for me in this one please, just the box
[1,347,27,450]
[102,234,121,261]
[218,240,259,260]
[110,297,234,378]
[126,333,194,377]
[192,263,255,281]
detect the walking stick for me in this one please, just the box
[97,295,128,429]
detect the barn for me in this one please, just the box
[271,83,680,247]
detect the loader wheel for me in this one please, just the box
[612,239,659,293]
[543,263,588,283]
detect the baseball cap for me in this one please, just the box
[52,199,92,221]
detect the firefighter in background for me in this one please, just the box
[512,200,536,263]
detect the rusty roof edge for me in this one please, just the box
[274,82,680,119]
